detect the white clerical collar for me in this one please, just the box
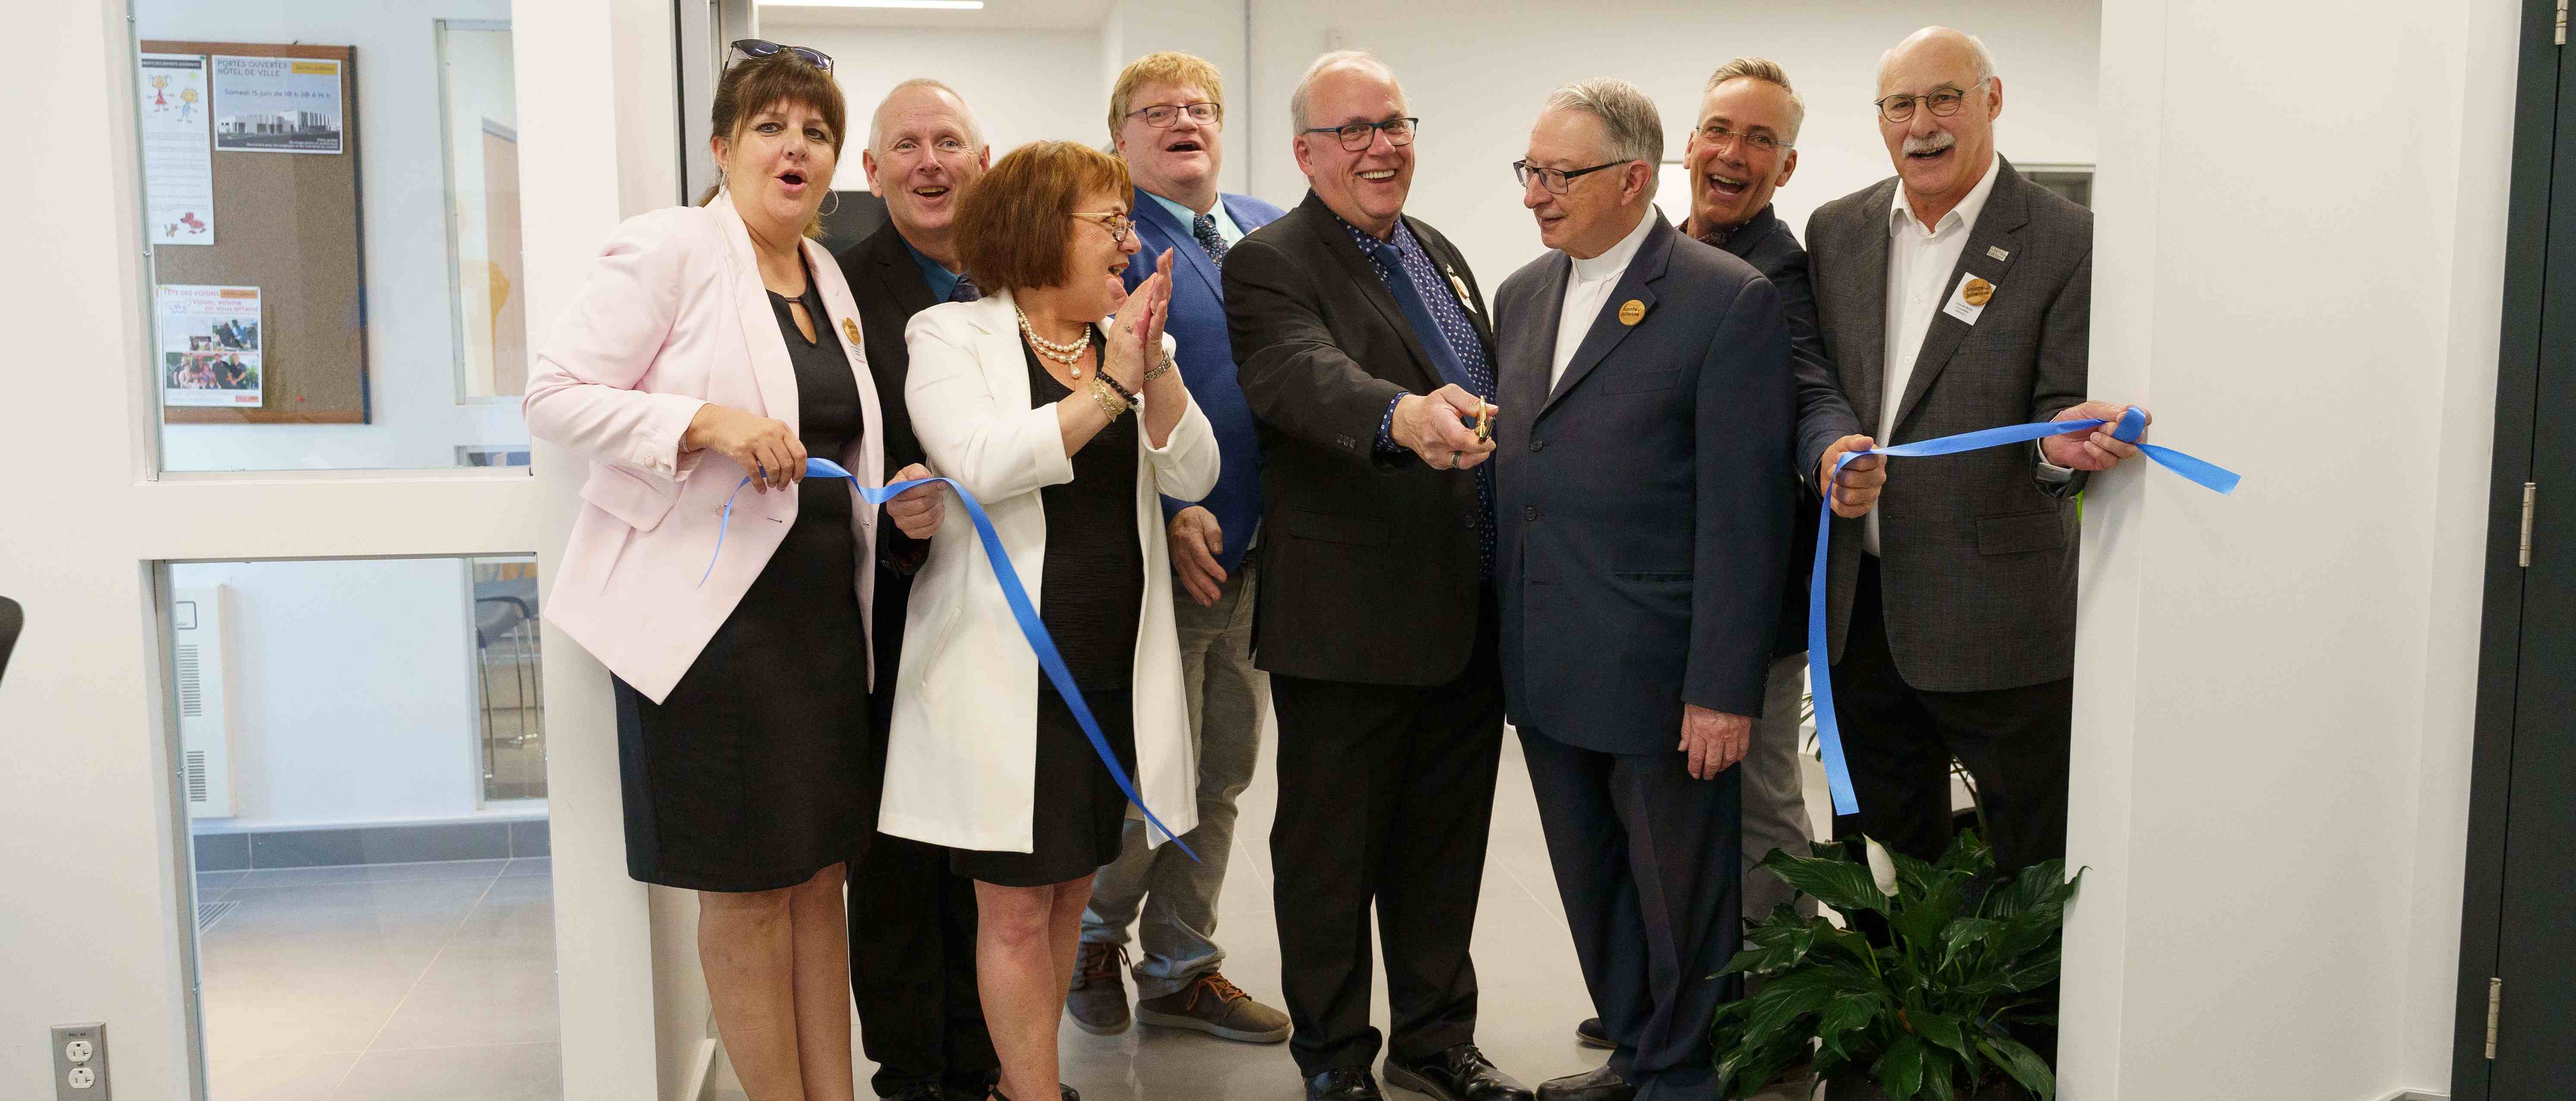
[1889,151,2003,237]
[1568,207,1656,282]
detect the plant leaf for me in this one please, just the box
[1976,1027,2057,1100]
[1936,830,1994,876]
[1909,1010,1976,1065]
[1878,1033,1925,1099]
[1816,992,1884,1061]
[1939,917,1998,973]
[1763,847,1894,915]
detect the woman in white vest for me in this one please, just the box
[879,141,1217,1101]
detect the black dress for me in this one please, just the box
[610,265,876,893]
[951,332,1145,889]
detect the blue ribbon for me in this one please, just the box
[703,457,1199,860]
[1810,407,2239,816]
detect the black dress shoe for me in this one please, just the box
[1573,1018,1612,1050]
[1384,1044,1533,1101]
[1308,1067,1386,1101]
[1534,1064,1635,1101]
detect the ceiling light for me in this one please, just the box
[759,0,985,9]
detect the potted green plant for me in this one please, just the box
[1711,831,2079,1100]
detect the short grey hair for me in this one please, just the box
[1542,77,1663,200]
[869,77,988,153]
[1878,29,1997,94]
[1289,50,1403,132]
[1702,57,1806,145]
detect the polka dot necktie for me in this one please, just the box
[1192,213,1230,268]
[949,274,982,303]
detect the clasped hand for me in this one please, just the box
[684,405,943,538]
[1392,385,1497,470]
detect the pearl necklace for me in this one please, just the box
[1017,309,1091,377]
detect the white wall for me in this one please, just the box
[138,0,528,471]
[2061,0,2513,1096]
[1239,0,2101,285]
[173,558,527,832]
[768,22,1107,176]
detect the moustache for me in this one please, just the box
[1903,132,1956,156]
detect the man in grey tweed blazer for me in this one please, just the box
[1805,26,2149,875]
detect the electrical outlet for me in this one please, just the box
[50,1023,107,1100]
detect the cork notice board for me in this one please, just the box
[147,41,368,424]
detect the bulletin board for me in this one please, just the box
[145,41,369,424]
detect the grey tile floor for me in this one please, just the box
[192,855,559,1101]
[192,736,1831,1101]
[715,734,1836,1101]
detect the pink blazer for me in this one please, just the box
[525,193,887,704]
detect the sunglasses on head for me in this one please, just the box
[728,39,833,74]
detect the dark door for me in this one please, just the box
[2456,3,2576,1098]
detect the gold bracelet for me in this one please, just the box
[1087,375,1131,419]
[1142,349,1175,382]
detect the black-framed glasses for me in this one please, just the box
[1872,84,1978,123]
[1127,102,1222,128]
[1070,211,1133,246]
[1302,117,1419,152]
[1694,123,1791,155]
[729,38,834,74]
[1513,159,1630,195]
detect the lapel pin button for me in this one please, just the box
[1986,245,2010,262]
[1618,300,1645,326]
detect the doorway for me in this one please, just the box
[2454,2,2576,1098]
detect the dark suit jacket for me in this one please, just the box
[1493,214,1793,752]
[1708,205,1865,659]
[1805,156,2094,692]
[834,221,938,719]
[1125,188,1287,574]
[1225,190,1496,687]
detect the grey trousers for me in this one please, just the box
[1741,653,1818,924]
[1080,559,1268,998]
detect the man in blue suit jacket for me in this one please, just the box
[1494,81,1793,1101]
[1068,50,1293,1046]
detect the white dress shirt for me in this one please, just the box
[1550,208,1658,392]
[1867,154,2001,555]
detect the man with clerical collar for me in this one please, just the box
[1224,48,1532,1101]
[833,77,999,1101]
[1803,27,2150,881]
[1063,49,1293,1049]
[1490,77,1794,1101]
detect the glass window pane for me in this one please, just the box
[136,3,529,472]
[168,556,558,1100]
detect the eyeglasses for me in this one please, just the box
[1127,102,1222,129]
[1872,83,1980,123]
[728,38,833,74]
[1695,123,1790,155]
[1302,117,1420,152]
[1513,159,1631,195]
[1070,211,1133,246]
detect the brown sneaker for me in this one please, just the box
[1066,943,1131,1035]
[1135,971,1292,1043]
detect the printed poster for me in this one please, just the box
[160,285,264,408]
[212,55,343,154]
[139,54,214,244]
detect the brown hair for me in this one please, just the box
[953,141,1133,293]
[698,50,848,234]
[1107,51,1225,140]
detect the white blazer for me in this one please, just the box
[878,288,1220,854]
[525,192,887,703]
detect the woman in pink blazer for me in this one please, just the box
[525,44,941,1101]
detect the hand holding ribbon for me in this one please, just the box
[1808,407,2240,817]
[701,457,1200,861]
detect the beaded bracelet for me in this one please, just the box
[1096,370,1138,404]
[1087,375,1131,419]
